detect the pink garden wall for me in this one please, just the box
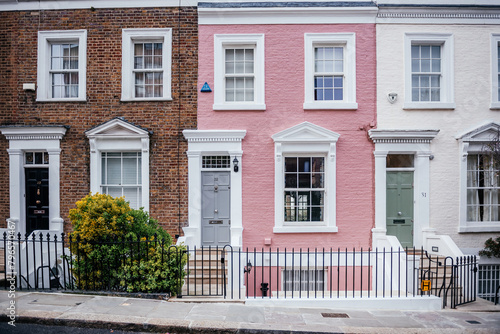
[198,24,376,250]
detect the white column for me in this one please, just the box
[414,152,431,248]
[183,150,202,247]
[47,148,63,233]
[88,138,100,194]
[6,149,23,236]
[373,150,388,230]
[229,151,243,248]
[141,137,150,212]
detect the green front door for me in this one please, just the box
[386,171,414,248]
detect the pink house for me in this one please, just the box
[182,2,378,255]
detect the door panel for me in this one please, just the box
[386,171,414,248]
[202,171,231,246]
[26,168,49,235]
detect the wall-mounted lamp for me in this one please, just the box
[387,92,397,104]
[244,261,252,273]
[233,157,239,173]
[429,155,434,160]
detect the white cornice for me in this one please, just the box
[183,129,247,143]
[0,0,198,12]
[369,129,439,144]
[199,7,378,25]
[377,7,500,24]
[0,126,67,141]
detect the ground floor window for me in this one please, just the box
[478,264,500,302]
[101,152,142,209]
[467,154,500,222]
[284,157,325,222]
[283,268,325,292]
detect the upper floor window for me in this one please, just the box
[122,29,172,101]
[304,33,357,110]
[411,45,441,102]
[37,30,87,102]
[404,33,454,110]
[214,34,265,110]
[491,34,500,109]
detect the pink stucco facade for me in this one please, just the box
[198,24,376,250]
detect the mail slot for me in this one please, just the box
[393,219,405,224]
[34,210,45,214]
[209,220,223,224]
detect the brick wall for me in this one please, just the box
[0,7,198,237]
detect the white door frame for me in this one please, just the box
[1,126,67,236]
[369,129,439,248]
[182,129,246,248]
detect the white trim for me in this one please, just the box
[121,28,172,101]
[0,0,199,11]
[0,126,67,236]
[491,34,500,109]
[85,118,150,211]
[369,129,439,248]
[272,122,339,233]
[403,33,454,110]
[37,30,87,102]
[213,34,265,111]
[456,122,500,233]
[304,33,357,110]
[199,7,378,25]
[182,129,246,248]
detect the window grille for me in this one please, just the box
[283,269,325,292]
[478,264,500,302]
[202,156,230,169]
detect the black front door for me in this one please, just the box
[25,168,49,235]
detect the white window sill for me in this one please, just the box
[490,102,500,110]
[121,97,173,102]
[273,226,338,233]
[303,101,358,110]
[213,103,266,111]
[403,102,455,110]
[36,98,86,102]
[458,222,500,233]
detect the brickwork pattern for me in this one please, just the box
[0,7,198,237]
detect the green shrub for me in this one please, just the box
[68,193,187,294]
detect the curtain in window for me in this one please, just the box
[467,155,500,221]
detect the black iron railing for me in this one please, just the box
[1,233,478,308]
[1,232,187,295]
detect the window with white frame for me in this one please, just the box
[272,122,339,233]
[122,29,172,101]
[304,33,357,110]
[404,33,454,109]
[101,152,142,209]
[467,154,500,222]
[86,118,150,212]
[458,122,500,233]
[214,34,265,110]
[284,157,325,222]
[491,34,500,109]
[37,30,87,101]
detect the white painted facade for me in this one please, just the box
[376,5,500,254]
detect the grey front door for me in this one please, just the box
[202,171,230,246]
[386,171,414,248]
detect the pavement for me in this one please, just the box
[0,291,499,333]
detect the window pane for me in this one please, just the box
[387,154,414,168]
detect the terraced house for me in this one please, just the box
[0,0,198,238]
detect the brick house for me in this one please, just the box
[0,1,197,239]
